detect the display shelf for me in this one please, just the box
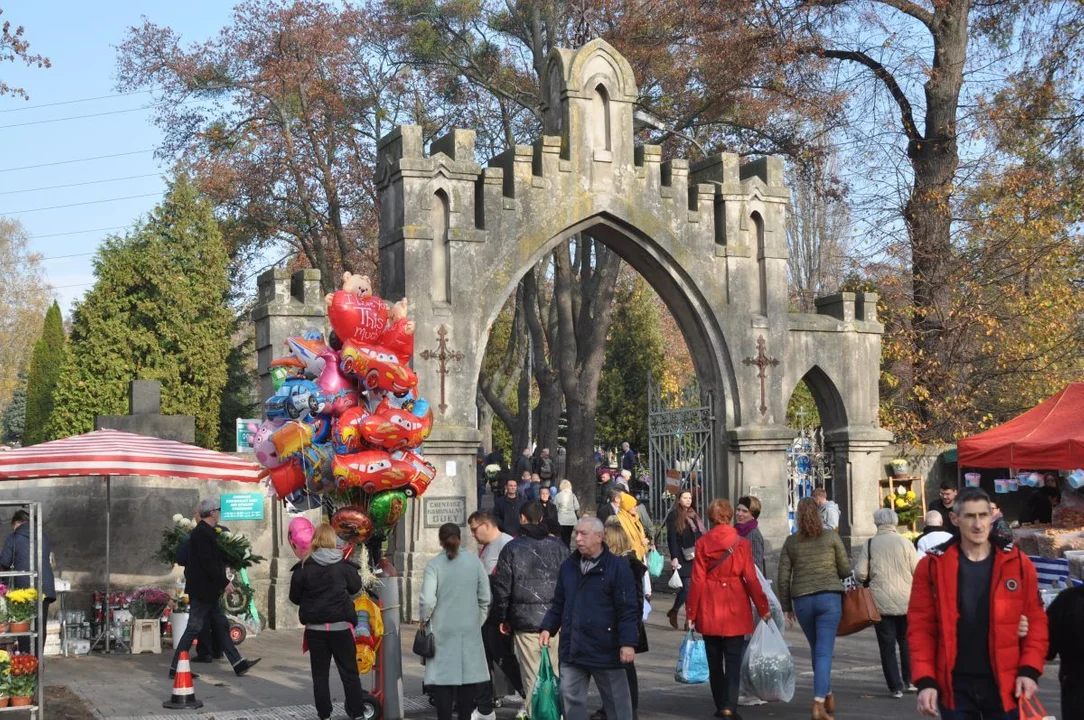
[0,500,44,720]
[878,475,928,530]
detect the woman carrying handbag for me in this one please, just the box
[777,497,851,720]
[419,523,492,720]
[666,491,706,629]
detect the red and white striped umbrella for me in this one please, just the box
[0,429,261,482]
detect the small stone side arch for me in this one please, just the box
[783,364,849,433]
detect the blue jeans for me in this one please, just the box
[792,592,842,699]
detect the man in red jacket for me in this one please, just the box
[907,487,1047,718]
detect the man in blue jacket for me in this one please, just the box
[539,517,638,720]
[0,509,55,654]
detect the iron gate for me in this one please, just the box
[785,420,833,532]
[646,376,715,529]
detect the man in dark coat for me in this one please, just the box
[493,479,526,537]
[540,517,638,720]
[491,502,568,711]
[176,510,230,663]
[169,498,260,678]
[514,448,533,480]
[0,509,56,654]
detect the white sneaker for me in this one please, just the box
[738,695,767,706]
[514,711,529,720]
[892,690,904,699]
[907,684,918,693]
[471,712,497,720]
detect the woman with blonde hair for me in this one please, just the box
[777,496,850,720]
[289,523,367,720]
[686,499,771,719]
[616,491,650,560]
[600,521,648,718]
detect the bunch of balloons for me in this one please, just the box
[253,272,436,549]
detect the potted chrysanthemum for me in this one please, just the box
[5,589,36,633]
[8,654,36,706]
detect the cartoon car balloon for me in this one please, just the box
[359,397,434,452]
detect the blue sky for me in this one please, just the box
[1,1,235,317]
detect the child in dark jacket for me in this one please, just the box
[290,524,366,720]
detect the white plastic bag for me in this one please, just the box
[740,619,796,702]
[748,565,785,632]
[642,572,653,621]
[668,570,683,590]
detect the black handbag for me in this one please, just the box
[412,620,435,659]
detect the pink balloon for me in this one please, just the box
[288,517,315,560]
[316,349,359,416]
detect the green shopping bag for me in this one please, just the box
[530,647,562,720]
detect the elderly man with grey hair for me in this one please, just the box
[855,508,919,698]
[540,517,638,720]
[915,511,954,560]
[169,497,261,679]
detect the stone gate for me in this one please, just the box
[255,39,892,620]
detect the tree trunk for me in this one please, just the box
[522,268,563,456]
[553,237,622,511]
[476,390,494,452]
[905,0,968,426]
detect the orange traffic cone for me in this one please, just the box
[163,651,204,710]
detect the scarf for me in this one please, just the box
[735,518,759,537]
[617,493,650,560]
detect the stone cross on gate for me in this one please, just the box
[743,335,780,415]
[419,325,464,415]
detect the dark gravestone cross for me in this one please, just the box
[743,335,780,416]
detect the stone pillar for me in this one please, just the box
[825,426,894,556]
[728,424,795,577]
[251,268,326,629]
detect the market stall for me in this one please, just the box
[957,382,1084,588]
[0,429,262,652]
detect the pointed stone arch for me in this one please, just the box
[784,364,849,432]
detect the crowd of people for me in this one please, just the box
[424,453,1084,720]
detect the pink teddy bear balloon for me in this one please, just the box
[288,517,315,560]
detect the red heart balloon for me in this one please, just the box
[328,291,388,344]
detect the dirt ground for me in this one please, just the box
[44,684,96,719]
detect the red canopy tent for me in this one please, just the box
[0,429,262,651]
[957,382,1084,468]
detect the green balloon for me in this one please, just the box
[369,490,409,528]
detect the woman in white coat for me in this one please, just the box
[854,508,918,698]
[420,523,492,720]
[554,479,580,547]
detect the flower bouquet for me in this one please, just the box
[5,589,36,632]
[214,529,265,570]
[154,515,197,566]
[8,654,37,705]
[884,486,921,527]
[128,588,170,619]
[155,514,264,570]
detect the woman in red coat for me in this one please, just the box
[687,499,772,718]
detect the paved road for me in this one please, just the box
[45,595,1062,719]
